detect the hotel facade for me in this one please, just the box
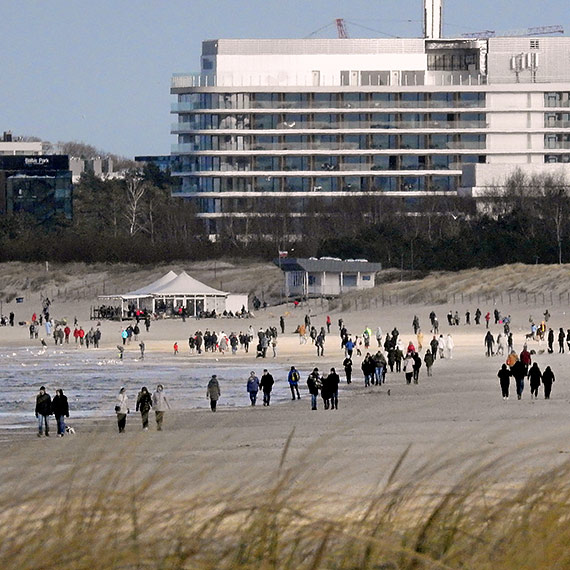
[170,9,570,233]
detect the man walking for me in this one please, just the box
[260,369,274,406]
[288,366,301,400]
[35,386,52,437]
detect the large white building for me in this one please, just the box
[170,0,570,233]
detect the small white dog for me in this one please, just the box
[65,426,76,435]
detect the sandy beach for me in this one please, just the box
[1,272,570,503]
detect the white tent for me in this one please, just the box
[152,271,227,316]
[124,270,178,296]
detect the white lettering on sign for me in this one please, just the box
[24,157,50,166]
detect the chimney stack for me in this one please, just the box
[424,0,443,39]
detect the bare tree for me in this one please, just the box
[123,172,148,236]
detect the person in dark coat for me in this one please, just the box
[343,356,353,384]
[307,368,320,410]
[558,328,566,354]
[510,359,527,400]
[35,386,52,437]
[484,331,495,357]
[412,352,422,384]
[325,368,340,410]
[424,350,434,376]
[51,388,69,436]
[542,366,555,399]
[497,364,512,400]
[135,386,153,430]
[528,363,542,399]
[260,369,274,406]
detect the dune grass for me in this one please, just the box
[2,432,570,570]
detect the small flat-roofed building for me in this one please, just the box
[274,257,382,298]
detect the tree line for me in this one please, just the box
[0,168,568,269]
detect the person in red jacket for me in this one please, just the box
[484,312,491,329]
[64,325,71,343]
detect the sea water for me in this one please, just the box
[0,346,299,430]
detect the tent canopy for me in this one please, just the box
[152,271,227,297]
[124,270,178,296]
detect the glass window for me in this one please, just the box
[254,156,279,171]
[312,93,339,108]
[401,135,425,149]
[284,177,311,192]
[371,113,396,128]
[401,93,426,107]
[371,155,390,170]
[371,134,396,149]
[314,113,339,129]
[374,177,398,191]
[252,114,277,129]
[371,93,396,107]
[284,156,310,171]
[255,176,280,191]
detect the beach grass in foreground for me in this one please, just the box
[1,432,570,570]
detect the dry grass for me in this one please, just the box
[2,434,570,569]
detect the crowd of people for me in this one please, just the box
[27,298,566,436]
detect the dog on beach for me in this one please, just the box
[65,426,76,435]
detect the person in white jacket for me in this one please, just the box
[115,387,129,433]
[152,384,171,431]
[446,334,454,359]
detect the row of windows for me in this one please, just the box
[178,91,486,110]
[185,154,484,173]
[182,174,458,198]
[177,112,487,131]
[179,133,487,152]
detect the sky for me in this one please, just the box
[2,0,569,158]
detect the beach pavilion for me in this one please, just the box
[97,270,246,319]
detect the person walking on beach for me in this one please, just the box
[173,342,179,355]
[52,388,69,437]
[497,364,512,400]
[247,371,260,406]
[206,375,221,412]
[485,331,495,357]
[510,359,527,400]
[325,368,340,410]
[260,369,274,406]
[280,315,285,334]
[115,387,129,433]
[403,353,414,385]
[152,384,171,430]
[542,366,555,399]
[424,349,434,376]
[288,366,301,400]
[139,340,145,360]
[136,386,153,431]
[528,363,542,400]
[446,334,454,359]
[559,328,566,354]
[343,356,353,384]
[35,386,52,437]
[307,368,321,410]
[412,351,422,384]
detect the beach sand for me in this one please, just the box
[1,285,570,503]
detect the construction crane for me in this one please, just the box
[336,18,349,38]
[462,25,564,39]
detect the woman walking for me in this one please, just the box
[206,375,221,412]
[136,386,153,430]
[115,387,129,433]
[528,362,542,400]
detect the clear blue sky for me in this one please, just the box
[2,0,568,158]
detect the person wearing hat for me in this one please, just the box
[35,386,52,437]
[115,387,129,433]
[306,368,321,410]
[206,375,221,412]
[287,366,301,400]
